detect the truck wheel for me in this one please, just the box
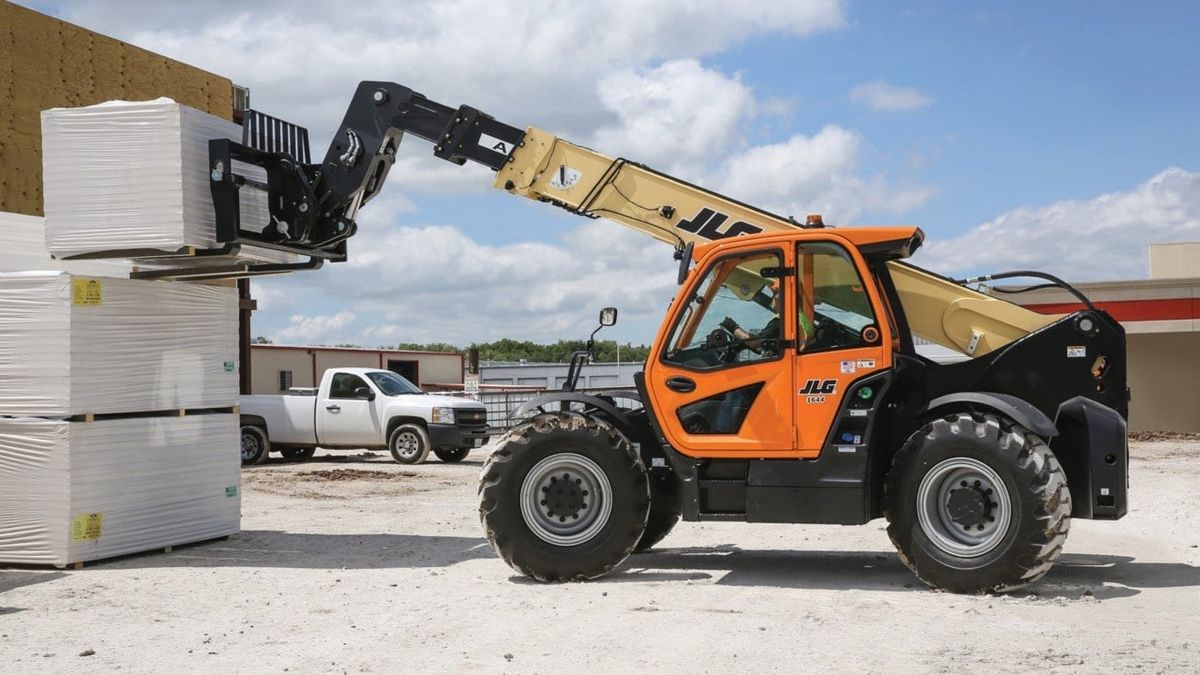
[634,473,681,552]
[389,424,431,464]
[478,411,650,581]
[280,447,316,461]
[884,412,1071,594]
[240,426,270,465]
[434,448,470,463]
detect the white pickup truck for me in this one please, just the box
[239,367,491,465]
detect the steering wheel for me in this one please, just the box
[704,326,744,363]
[808,314,857,351]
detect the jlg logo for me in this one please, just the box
[800,379,837,404]
[800,379,837,395]
[676,208,764,240]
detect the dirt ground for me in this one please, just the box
[2,442,1197,673]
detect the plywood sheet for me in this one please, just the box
[0,1,234,216]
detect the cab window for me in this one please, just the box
[329,373,369,399]
[796,242,878,353]
[662,249,784,371]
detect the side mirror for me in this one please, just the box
[599,307,618,326]
[354,386,376,401]
[675,242,694,285]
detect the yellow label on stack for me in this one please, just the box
[71,513,103,541]
[70,278,102,306]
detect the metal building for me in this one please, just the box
[480,362,638,391]
[250,345,464,394]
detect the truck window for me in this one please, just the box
[365,371,423,396]
[329,372,369,399]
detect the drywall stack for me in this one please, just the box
[1,4,250,569]
[0,272,242,567]
[41,98,298,267]
[0,100,259,568]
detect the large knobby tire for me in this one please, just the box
[634,473,681,552]
[885,412,1071,594]
[389,424,431,464]
[434,447,471,463]
[280,447,317,461]
[478,411,650,582]
[240,426,270,466]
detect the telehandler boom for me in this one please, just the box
[217,82,1129,593]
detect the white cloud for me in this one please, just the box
[591,60,755,176]
[55,1,847,146]
[914,168,1200,281]
[850,80,934,111]
[716,126,936,222]
[254,217,680,347]
[276,311,357,343]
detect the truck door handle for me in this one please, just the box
[665,377,696,393]
[326,405,341,412]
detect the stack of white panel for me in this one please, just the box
[0,271,239,417]
[41,98,297,266]
[0,415,240,567]
[0,211,131,277]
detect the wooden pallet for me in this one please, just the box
[71,405,239,423]
[62,535,233,570]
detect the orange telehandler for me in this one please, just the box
[215,82,1128,593]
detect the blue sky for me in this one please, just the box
[23,1,1200,346]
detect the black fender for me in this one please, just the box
[1051,396,1128,519]
[511,391,652,454]
[511,390,641,434]
[922,392,1057,439]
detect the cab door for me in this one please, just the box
[792,240,893,458]
[647,245,797,458]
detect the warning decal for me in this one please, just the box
[71,512,103,541]
[549,165,582,189]
[71,278,102,306]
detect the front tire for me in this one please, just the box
[885,412,1071,594]
[479,412,650,581]
[435,447,471,463]
[240,426,270,465]
[389,424,431,464]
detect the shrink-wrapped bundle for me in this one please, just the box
[0,414,240,566]
[41,98,297,265]
[0,271,238,417]
[0,211,131,276]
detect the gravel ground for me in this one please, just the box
[2,441,1197,673]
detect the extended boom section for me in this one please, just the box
[227,80,1062,351]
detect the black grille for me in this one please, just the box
[455,409,487,426]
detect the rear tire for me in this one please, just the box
[240,426,270,466]
[389,424,431,464]
[479,412,650,581]
[280,447,316,461]
[435,447,471,463]
[884,412,1071,594]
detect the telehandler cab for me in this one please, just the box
[215,82,1129,593]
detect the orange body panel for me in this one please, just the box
[646,228,902,460]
